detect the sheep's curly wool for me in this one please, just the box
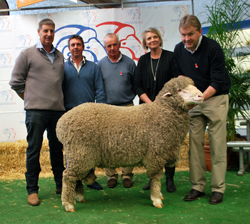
[56,77,195,210]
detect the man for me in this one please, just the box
[9,19,65,206]
[173,15,231,205]
[63,34,105,190]
[97,33,136,188]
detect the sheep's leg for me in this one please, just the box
[62,170,77,212]
[75,180,85,203]
[149,170,164,208]
[75,168,96,202]
[150,178,163,208]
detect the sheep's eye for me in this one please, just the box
[177,88,182,92]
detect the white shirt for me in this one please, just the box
[70,56,86,73]
[184,35,203,54]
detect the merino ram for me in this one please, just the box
[56,77,203,212]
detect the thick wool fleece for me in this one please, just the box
[57,77,193,180]
[57,77,196,207]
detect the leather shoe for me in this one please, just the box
[107,179,117,188]
[87,181,103,190]
[28,193,40,206]
[209,192,223,205]
[123,178,133,188]
[184,189,205,201]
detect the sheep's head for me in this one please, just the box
[156,77,204,110]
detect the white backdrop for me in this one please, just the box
[0,5,189,142]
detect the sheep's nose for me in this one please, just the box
[197,95,204,101]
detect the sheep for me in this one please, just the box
[56,77,203,212]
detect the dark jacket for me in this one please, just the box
[134,49,176,104]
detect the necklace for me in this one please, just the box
[151,57,160,81]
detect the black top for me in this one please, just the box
[134,49,177,104]
[173,36,231,95]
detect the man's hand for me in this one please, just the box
[18,92,24,100]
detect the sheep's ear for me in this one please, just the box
[162,92,172,98]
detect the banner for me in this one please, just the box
[0,5,189,141]
[17,0,45,9]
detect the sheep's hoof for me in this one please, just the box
[75,193,85,202]
[160,193,164,200]
[154,203,164,208]
[62,202,76,212]
[67,208,76,212]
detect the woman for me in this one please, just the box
[134,27,177,192]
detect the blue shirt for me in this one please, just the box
[63,58,105,110]
[36,39,55,63]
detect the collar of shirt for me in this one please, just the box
[36,39,55,53]
[70,56,86,73]
[107,52,122,63]
[184,35,203,54]
[36,39,55,63]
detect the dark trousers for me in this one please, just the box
[25,110,65,194]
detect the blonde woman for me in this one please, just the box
[134,27,177,192]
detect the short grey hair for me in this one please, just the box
[104,33,120,47]
[38,18,55,30]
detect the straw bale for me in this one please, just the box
[0,153,26,170]
[0,134,193,179]
[0,139,55,179]
[204,131,209,145]
[173,133,189,170]
[176,160,189,169]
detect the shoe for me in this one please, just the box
[184,189,205,201]
[28,193,40,206]
[166,178,176,192]
[56,188,62,195]
[143,179,152,190]
[107,179,117,188]
[123,178,133,188]
[87,181,103,190]
[209,192,223,205]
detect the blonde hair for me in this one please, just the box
[141,27,163,51]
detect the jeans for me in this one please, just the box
[25,110,65,194]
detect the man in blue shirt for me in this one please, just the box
[98,33,136,189]
[63,34,105,190]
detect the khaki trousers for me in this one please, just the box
[105,167,134,180]
[105,103,134,180]
[189,95,229,193]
